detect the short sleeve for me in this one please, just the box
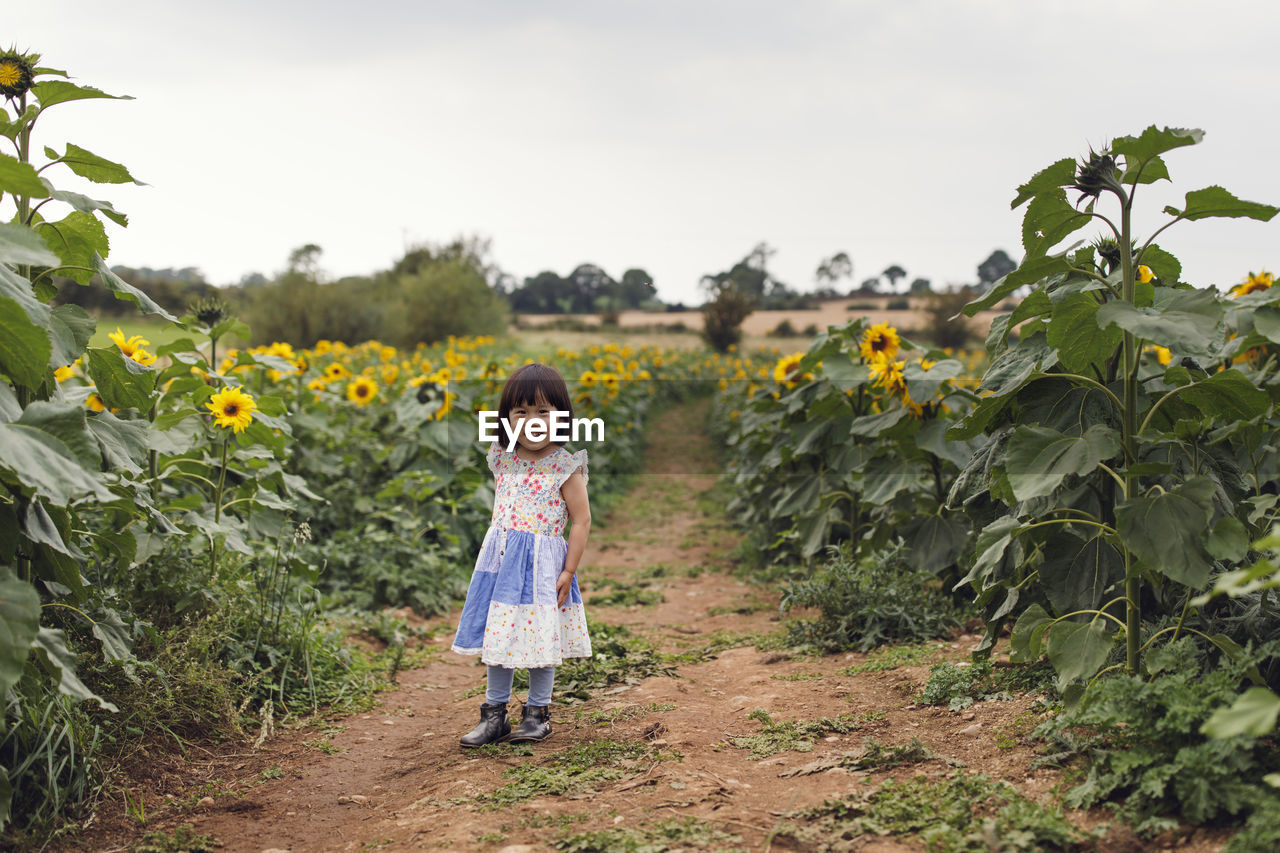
[485,442,501,476]
[555,449,588,489]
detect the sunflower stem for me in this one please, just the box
[210,436,231,578]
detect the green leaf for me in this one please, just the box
[1048,292,1122,374]
[85,409,150,475]
[1111,126,1203,165]
[1136,244,1182,284]
[20,498,72,556]
[904,514,968,573]
[36,211,109,285]
[1206,516,1249,562]
[33,80,134,108]
[0,221,59,267]
[29,627,119,712]
[860,456,921,504]
[1249,306,1280,345]
[0,294,53,388]
[1022,188,1091,257]
[92,255,179,321]
[977,334,1055,398]
[1116,476,1216,587]
[47,304,96,369]
[1039,532,1124,614]
[1011,158,1076,209]
[1176,368,1271,422]
[1004,423,1121,502]
[85,346,156,412]
[17,401,101,470]
[0,152,51,198]
[1096,288,1223,355]
[0,416,111,503]
[961,255,1072,316]
[45,184,129,228]
[0,566,41,696]
[1009,603,1052,663]
[1047,619,1113,686]
[53,143,145,185]
[1170,186,1280,223]
[1201,687,1280,738]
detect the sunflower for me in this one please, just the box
[347,377,378,406]
[86,392,106,412]
[109,327,152,360]
[0,51,34,100]
[54,363,76,383]
[601,372,620,393]
[129,347,158,367]
[859,323,901,362]
[324,362,350,381]
[772,352,813,388]
[1137,265,1155,284]
[1231,270,1274,298]
[1150,345,1172,366]
[205,386,257,433]
[580,370,599,389]
[869,357,907,396]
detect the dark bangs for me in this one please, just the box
[497,363,573,447]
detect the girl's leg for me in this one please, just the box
[527,666,555,707]
[486,665,515,705]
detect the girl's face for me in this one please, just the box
[510,393,554,453]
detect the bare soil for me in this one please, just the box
[63,400,1235,853]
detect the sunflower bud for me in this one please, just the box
[1072,150,1123,201]
[0,50,35,100]
[188,295,232,328]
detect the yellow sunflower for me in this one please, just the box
[205,386,257,433]
[108,327,152,360]
[1232,270,1274,298]
[129,348,158,367]
[859,323,901,362]
[54,364,76,383]
[347,377,378,406]
[86,392,106,412]
[580,370,599,388]
[324,362,350,381]
[869,357,907,396]
[1137,265,1155,284]
[772,353,812,387]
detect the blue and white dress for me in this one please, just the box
[451,443,593,668]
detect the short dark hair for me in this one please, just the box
[497,363,573,448]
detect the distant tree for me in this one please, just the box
[857,277,882,294]
[287,243,324,279]
[569,263,618,312]
[882,264,907,289]
[977,249,1016,290]
[909,277,932,294]
[815,251,853,287]
[618,268,657,308]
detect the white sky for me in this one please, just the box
[9,0,1280,304]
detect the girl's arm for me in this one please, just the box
[557,470,590,607]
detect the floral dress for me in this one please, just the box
[451,443,592,668]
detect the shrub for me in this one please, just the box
[1033,636,1280,835]
[780,541,964,652]
[769,319,799,337]
[701,287,754,352]
[886,297,910,310]
[920,286,978,349]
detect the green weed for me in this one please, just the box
[478,739,679,808]
[590,580,665,608]
[917,659,1056,710]
[729,708,884,758]
[777,773,1092,852]
[577,703,677,726]
[133,823,220,853]
[839,641,947,674]
[555,816,743,851]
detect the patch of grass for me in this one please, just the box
[664,628,791,664]
[839,641,947,674]
[844,736,947,770]
[777,773,1093,852]
[707,600,773,616]
[555,816,744,852]
[478,739,679,808]
[466,741,536,758]
[590,580,665,608]
[729,708,884,758]
[916,659,1056,711]
[635,563,676,579]
[771,671,823,681]
[555,622,678,701]
[133,823,220,852]
[577,703,677,726]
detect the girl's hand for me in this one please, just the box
[556,570,575,607]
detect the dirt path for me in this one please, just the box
[71,399,1233,852]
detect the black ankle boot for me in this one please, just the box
[460,702,510,748]
[508,703,552,742]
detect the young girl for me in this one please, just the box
[451,362,592,746]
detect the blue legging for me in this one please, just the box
[486,665,554,706]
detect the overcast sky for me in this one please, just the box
[8,0,1279,304]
